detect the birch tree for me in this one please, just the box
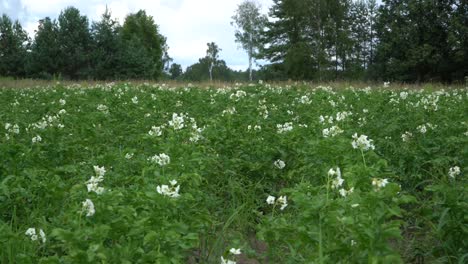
[231,0,267,81]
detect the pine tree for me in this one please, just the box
[57,7,92,79]
[0,14,29,78]
[29,17,60,78]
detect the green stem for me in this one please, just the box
[360,149,367,168]
[318,213,324,264]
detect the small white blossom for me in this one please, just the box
[229,248,242,255]
[93,166,106,178]
[277,196,288,210]
[266,195,276,205]
[125,153,134,159]
[339,187,354,197]
[274,159,286,169]
[222,107,237,116]
[417,124,427,134]
[82,199,95,217]
[148,126,163,136]
[25,228,46,243]
[32,135,42,143]
[372,178,389,189]
[131,96,138,104]
[97,104,109,114]
[59,99,66,106]
[221,256,236,264]
[39,229,46,243]
[448,166,460,179]
[399,91,408,100]
[401,131,413,142]
[25,228,38,241]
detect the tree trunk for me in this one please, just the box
[209,63,213,81]
[249,55,252,82]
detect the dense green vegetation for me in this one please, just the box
[0,83,466,263]
[1,0,467,82]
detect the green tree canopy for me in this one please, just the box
[57,7,92,79]
[91,7,121,80]
[0,14,29,77]
[121,10,167,79]
[29,17,60,79]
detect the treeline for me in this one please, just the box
[0,7,169,80]
[258,0,467,83]
[0,0,467,83]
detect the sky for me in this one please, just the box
[0,0,273,71]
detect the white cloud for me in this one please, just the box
[5,0,274,70]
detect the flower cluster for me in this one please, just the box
[222,107,237,116]
[247,125,262,131]
[230,90,247,100]
[298,95,312,104]
[157,180,180,198]
[168,113,186,130]
[328,167,353,197]
[32,135,42,143]
[148,125,164,137]
[277,122,293,133]
[401,131,413,142]
[322,125,344,138]
[97,104,109,114]
[25,227,46,243]
[5,123,20,134]
[448,166,460,179]
[266,195,288,210]
[416,123,437,134]
[148,153,171,166]
[86,166,106,195]
[189,125,204,142]
[5,123,20,140]
[352,133,375,151]
[32,113,63,130]
[329,167,343,189]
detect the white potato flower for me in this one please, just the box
[25,227,46,243]
[352,133,375,151]
[149,153,171,166]
[229,248,241,255]
[32,135,42,143]
[277,196,288,210]
[156,180,180,198]
[448,166,460,179]
[148,125,163,136]
[266,195,276,205]
[221,256,236,264]
[82,199,95,217]
[274,159,286,169]
[372,178,389,189]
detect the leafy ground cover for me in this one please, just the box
[0,83,466,263]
